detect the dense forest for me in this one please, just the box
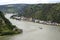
[0,11,22,36]
[22,3,60,23]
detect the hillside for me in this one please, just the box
[23,3,60,23]
[0,4,27,13]
[0,11,22,36]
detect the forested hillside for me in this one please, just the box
[23,3,60,23]
[0,11,22,36]
[0,4,27,13]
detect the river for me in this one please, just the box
[0,14,60,40]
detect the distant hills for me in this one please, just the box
[0,4,27,14]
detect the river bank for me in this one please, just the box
[10,15,60,26]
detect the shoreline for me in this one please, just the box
[10,16,60,26]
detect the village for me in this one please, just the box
[10,14,60,26]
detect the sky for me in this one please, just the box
[0,0,60,5]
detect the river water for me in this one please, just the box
[0,14,60,40]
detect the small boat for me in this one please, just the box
[39,27,43,29]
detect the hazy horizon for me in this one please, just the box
[0,0,60,5]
